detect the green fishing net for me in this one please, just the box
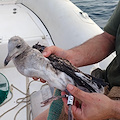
[0,73,9,105]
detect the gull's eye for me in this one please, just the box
[16,45,21,49]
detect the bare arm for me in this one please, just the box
[112,100,120,119]
[33,31,115,82]
[67,32,115,67]
[43,32,115,67]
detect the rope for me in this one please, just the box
[0,80,36,119]
[0,100,21,118]
[14,103,31,120]
[11,84,27,95]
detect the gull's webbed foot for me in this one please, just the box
[41,94,68,107]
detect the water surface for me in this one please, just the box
[71,0,119,29]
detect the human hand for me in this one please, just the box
[33,45,69,83]
[62,84,114,120]
[42,45,69,59]
[32,77,46,83]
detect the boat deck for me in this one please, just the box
[0,3,53,120]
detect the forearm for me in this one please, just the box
[112,100,120,119]
[66,32,115,67]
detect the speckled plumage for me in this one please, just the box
[4,36,107,93]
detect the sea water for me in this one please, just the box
[71,0,119,29]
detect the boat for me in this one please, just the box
[0,0,115,120]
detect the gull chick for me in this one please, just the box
[4,36,107,93]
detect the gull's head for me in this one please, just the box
[4,36,28,66]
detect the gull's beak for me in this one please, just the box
[4,54,11,66]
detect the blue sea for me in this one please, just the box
[70,0,119,29]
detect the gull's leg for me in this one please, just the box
[41,94,68,107]
[41,89,74,120]
[67,93,74,120]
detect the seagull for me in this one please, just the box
[4,36,107,120]
[4,36,107,93]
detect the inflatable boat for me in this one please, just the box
[0,0,115,119]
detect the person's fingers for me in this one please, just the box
[32,77,39,81]
[40,79,46,83]
[67,84,87,102]
[42,46,67,60]
[72,105,82,119]
[61,91,66,95]
[61,91,69,114]
[32,77,46,83]
[61,91,67,103]
[42,46,56,57]
[75,100,80,108]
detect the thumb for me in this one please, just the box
[42,46,56,57]
[42,47,51,57]
[67,84,87,101]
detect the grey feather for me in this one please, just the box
[4,36,108,93]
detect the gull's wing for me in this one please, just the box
[32,43,108,93]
